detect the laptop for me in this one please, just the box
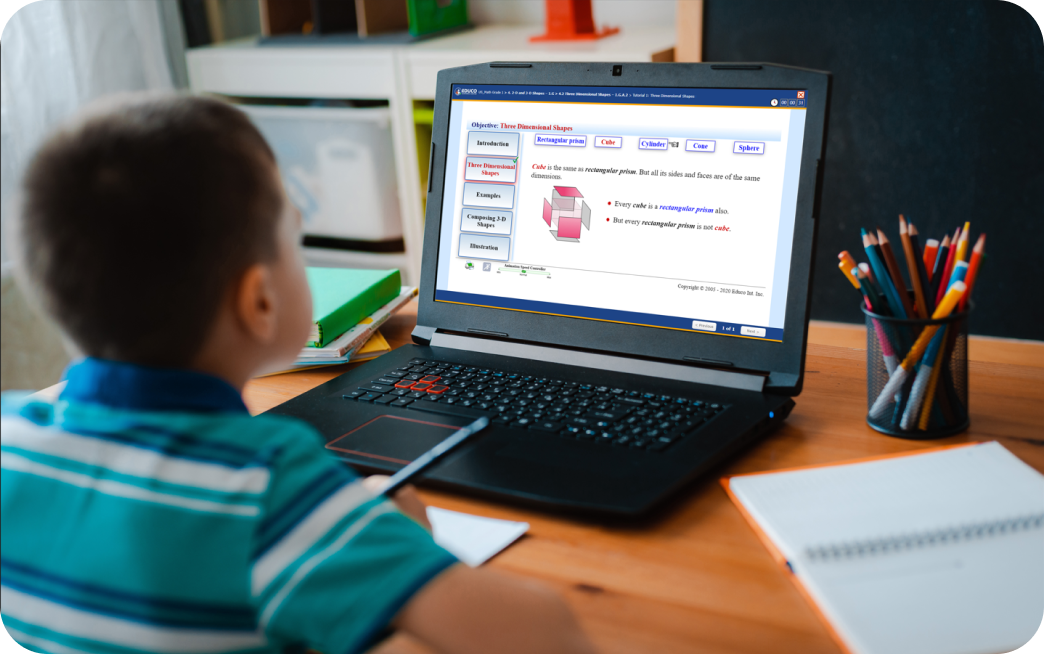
[267,62,831,517]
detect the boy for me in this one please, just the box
[1,94,596,654]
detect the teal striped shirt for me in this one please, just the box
[1,358,457,654]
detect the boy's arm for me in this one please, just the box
[393,564,598,654]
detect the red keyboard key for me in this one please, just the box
[412,382,432,391]
[426,384,449,394]
[394,380,416,389]
[420,375,441,383]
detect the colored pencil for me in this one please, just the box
[908,223,935,315]
[929,234,951,300]
[954,223,971,264]
[918,346,945,430]
[934,226,961,307]
[902,326,948,430]
[899,216,928,319]
[869,282,966,420]
[960,234,986,311]
[852,266,899,376]
[922,238,939,282]
[862,229,906,319]
[877,227,915,319]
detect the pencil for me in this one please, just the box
[934,226,961,308]
[908,223,935,315]
[960,234,985,311]
[954,223,971,263]
[854,266,885,315]
[930,234,951,300]
[858,262,877,287]
[917,346,945,430]
[899,216,928,319]
[877,227,915,319]
[922,238,939,282]
[855,266,899,376]
[863,230,906,319]
[869,282,966,420]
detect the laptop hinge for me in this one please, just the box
[428,333,766,393]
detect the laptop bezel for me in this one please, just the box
[416,62,831,395]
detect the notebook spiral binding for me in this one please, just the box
[804,513,1044,563]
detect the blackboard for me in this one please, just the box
[704,0,1044,339]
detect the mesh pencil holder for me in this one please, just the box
[863,303,970,439]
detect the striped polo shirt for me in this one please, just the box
[0,358,457,654]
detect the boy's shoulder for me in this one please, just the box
[1,390,328,471]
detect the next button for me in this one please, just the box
[594,136,622,148]
[733,141,765,155]
[741,326,766,337]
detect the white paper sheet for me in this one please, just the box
[427,507,529,567]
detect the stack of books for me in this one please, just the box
[262,268,416,376]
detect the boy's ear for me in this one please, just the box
[235,263,277,344]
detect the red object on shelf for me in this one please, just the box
[530,0,619,42]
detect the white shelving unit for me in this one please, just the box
[186,25,674,283]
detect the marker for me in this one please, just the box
[838,251,860,288]
[901,327,948,430]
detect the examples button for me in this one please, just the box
[733,141,765,155]
[638,137,668,150]
[594,136,623,148]
[461,208,512,235]
[462,182,514,209]
[685,139,716,153]
[741,326,766,337]
[459,234,510,262]
[692,320,717,332]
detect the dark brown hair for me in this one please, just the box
[17,93,283,366]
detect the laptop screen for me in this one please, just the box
[433,83,809,343]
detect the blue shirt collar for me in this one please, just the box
[60,358,248,414]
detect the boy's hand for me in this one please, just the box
[362,475,432,531]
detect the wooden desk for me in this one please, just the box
[246,300,1044,654]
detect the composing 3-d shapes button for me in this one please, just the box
[464,156,518,183]
[685,140,716,153]
[461,208,512,235]
[638,137,668,150]
[594,136,623,148]
[741,326,766,337]
[534,133,587,147]
[459,233,510,261]
[467,131,520,156]
[462,182,515,209]
[733,141,765,154]
[692,320,717,332]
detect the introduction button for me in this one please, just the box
[741,326,766,337]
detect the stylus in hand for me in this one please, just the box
[378,416,490,496]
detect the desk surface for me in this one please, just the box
[245,301,1044,654]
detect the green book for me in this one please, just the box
[306,268,401,347]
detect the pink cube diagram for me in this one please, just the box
[541,186,591,242]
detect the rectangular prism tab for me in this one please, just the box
[534,133,587,147]
[459,233,511,261]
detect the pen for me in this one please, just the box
[378,416,490,496]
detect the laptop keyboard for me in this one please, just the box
[341,358,727,453]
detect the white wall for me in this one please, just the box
[469,0,676,27]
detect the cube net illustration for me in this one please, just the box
[542,186,591,242]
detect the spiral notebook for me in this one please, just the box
[723,442,1044,654]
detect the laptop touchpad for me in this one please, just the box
[326,414,466,464]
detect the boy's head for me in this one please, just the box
[14,93,311,379]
